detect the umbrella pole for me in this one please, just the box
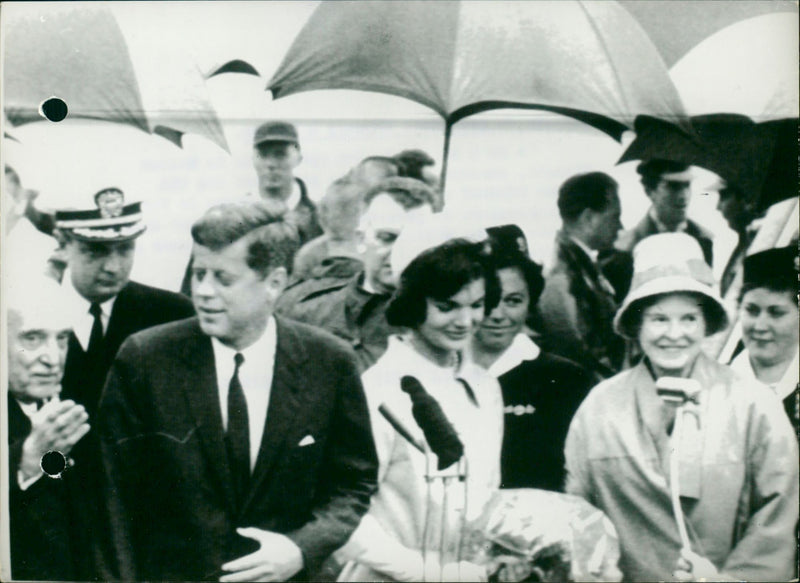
[438,120,453,211]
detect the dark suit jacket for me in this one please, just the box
[535,233,625,380]
[8,396,83,580]
[62,279,195,419]
[98,316,378,581]
[58,280,194,578]
[617,213,714,266]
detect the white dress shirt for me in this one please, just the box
[211,317,277,470]
[62,271,116,350]
[730,348,800,401]
[570,236,599,263]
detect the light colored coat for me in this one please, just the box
[338,336,503,582]
[565,354,799,582]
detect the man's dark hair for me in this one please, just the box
[557,172,618,223]
[191,200,299,277]
[386,239,500,329]
[394,149,435,180]
[363,177,437,211]
[636,159,690,191]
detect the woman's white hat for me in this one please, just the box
[614,233,728,338]
[390,211,488,278]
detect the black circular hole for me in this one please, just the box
[41,450,67,477]
[40,97,68,122]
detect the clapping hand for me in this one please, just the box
[20,399,89,480]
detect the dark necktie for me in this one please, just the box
[86,303,104,357]
[226,353,249,506]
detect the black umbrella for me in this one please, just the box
[619,114,798,213]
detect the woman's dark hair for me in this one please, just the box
[386,239,500,328]
[620,291,728,338]
[489,248,545,311]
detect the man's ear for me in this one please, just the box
[291,146,303,169]
[265,266,289,296]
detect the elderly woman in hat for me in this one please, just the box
[565,233,798,582]
[337,231,503,582]
[469,224,595,492]
[730,244,799,437]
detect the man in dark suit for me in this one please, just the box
[606,160,714,299]
[6,276,90,580]
[535,172,626,380]
[98,200,378,581]
[53,193,195,578]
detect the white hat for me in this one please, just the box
[390,211,488,278]
[614,233,728,339]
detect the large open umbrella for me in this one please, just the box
[265,1,691,194]
[619,114,798,213]
[2,3,229,151]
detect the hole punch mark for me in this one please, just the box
[41,450,67,478]
[40,97,68,122]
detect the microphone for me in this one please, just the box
[400,375,464,470]
[655,377,701,405]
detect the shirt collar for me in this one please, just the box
[487,333,541,377]
[61,270,117,347]
[286,179,302,210]
[732,348,799,401]
[649,207,688,233]
[211,316,277,364]
[570,236,598,263]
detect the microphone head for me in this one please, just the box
[400,375,464,469]
[655,377,702,405]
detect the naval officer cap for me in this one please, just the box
[55,188,146,242]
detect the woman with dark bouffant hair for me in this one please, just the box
[337,238,503,582]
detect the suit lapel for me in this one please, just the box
[178,321,237,513]
[242,318,306,513]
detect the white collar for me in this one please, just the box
[286,179,302,210]
[487,333,541,377]
[731,348,799,401]
[61,270,118,348]
[210,316,277,362]
[570,236,598,263]
[649,207,688,234]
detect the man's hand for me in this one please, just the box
[220,527,304,582]
[20,399,89,480]
[673,549,733,582]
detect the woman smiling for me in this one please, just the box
[730,244,799,436]
[565,233,798,582]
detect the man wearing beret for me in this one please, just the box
[54,189,195,577]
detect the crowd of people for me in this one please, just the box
[5,119,798,582]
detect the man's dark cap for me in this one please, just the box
[253,121,299,147]
[743,244,799,290]
[55,201,146,242]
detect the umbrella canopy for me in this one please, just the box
[619,114,798,213]
[618,0,797,68]
[267,1,688,140]
[3,3,229,151]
